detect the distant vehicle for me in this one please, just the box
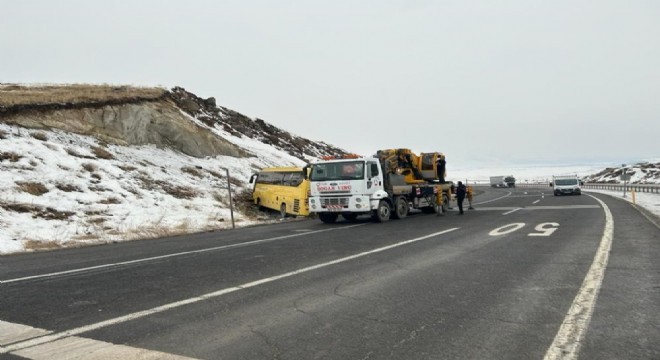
[550,175,582,196]
[504,175,516,188]
[490,175,515,188]
[249,167,310,217]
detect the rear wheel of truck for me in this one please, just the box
[319,213,339,223]
[391,196,409,219]
[372,200,391,222]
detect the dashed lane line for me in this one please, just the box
[468,205,600,212]
[502,208,522,215]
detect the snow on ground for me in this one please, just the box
[0,122,302,255]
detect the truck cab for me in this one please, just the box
[307,157,387,223]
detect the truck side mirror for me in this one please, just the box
[302,165,309,180]
[549,182,553,187]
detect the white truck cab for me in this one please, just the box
[307,157,387,222]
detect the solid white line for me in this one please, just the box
[471,207,519,211]
[532,200,540,204]
[2,228,459,354]
[474,191,512,205]
[543,194,614,360]
[0,224,366,284]
[502,208,521,215]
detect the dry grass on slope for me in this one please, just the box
[0,83,167,107]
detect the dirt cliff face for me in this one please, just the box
[0,84,348,161]
[169,87,348,161]
[0,95,246,158]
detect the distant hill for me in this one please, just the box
[583,162,660,184]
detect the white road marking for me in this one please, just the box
[2,228,460,354]
[502,208,522,215]
[0,224,366,284]
[0,321,51,346]
[12,333,196,360]
[489,223,526,236]
[472,205,598,212]
[474,192,512,205]
[532,200,540,204]
[471,207,519,211]
[526,205,599,210]
[528,222,559,237]
[544,194,614,360]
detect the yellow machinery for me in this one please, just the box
[376,148,447,184]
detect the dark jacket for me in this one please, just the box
[456,183,467,199]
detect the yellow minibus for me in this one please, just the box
[249,167,310,217]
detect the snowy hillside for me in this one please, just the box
[583,161,660,184]
[0,119,309,254]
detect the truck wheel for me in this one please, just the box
[391,197,408,219]
[372,200,391,222]
[441,194,450,214]
[342,213,358,221]
[319,213,339,224]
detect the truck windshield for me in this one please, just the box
[310,161,365,181]
[555,179,578,186]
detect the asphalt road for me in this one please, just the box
[1,186,658,359]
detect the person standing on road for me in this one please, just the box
[467,184,475,210]
[456,181,467,214]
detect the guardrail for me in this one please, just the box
[582,183,660,194]
[464,181,660,193]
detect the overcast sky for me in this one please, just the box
[2,0,659,166]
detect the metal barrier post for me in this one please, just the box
[622,165,627,198]
[225,168,235,230]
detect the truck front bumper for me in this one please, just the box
[309,195,372,213]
